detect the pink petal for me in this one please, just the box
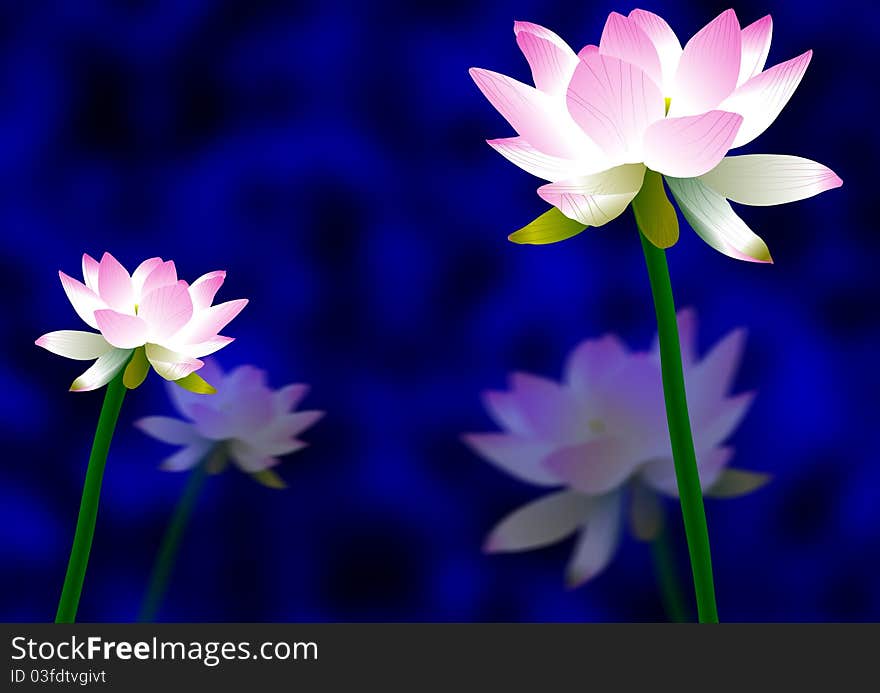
[138,280,194,341]
[692,392,755,451]
[189,403,233,440]
[81,253,100,292]
[686,328,747,407]
[508,372,583,442]
[486,136,583,182]
[720,51,812,147]
[643,110,743,178]
[641,447,734,496]
[35,330,111,360]
[513,21,580,95]
[469,67,600,159]
[166,358,225,418]
[94,309,148,348]
[543,437,642,494]
[274,383,310,413]
[482,389,533,436]
[564,334,630,397]
[484,490,592,553]
[566,52,664,160]
[739,15,773,86]
[671,9,741,116]
[177,336,235,358]
[628,9,682,92]
[135,416,199,445]
[577,44,598,59]
[141,259,179,297]
[59,272,104,329]
[599,12,663,89]
[160,440,213,471]
[228,439,276,472]
[131,257,163,296]
[652,308,698,365]
[462,432,560,486]
[97,252,134,312]
[178,299,248,344]
[144,343,203,381]
[188,270,227,310]
[273,410,324,438]
[566,491,622,587]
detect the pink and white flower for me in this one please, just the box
[470,10,841,260]
[35,252,247,392]
[463,310,768,587]
[135,359,323,487]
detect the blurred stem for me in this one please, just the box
[638,231,719,623]
[651,524,692,623]
[55,370,128,623]
[138,458,211,622]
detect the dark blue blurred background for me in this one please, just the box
[1,0,874,622]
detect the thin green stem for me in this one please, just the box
[138,460,210,622]
[638,230,719,623]
[651,524,692,623]
[55,370,128,623]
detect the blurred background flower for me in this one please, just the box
[136,358,323,488]
[465,310,768,589]
[1,0,875,621]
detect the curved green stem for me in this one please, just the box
[138,460,210,622]
[55,370,128,623]
[651,524,692,623]
[639,231,719,623]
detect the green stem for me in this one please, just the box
[638,231,719,623]
[138,460,210,622]
[55,370,128,623]
[651,524,692,623]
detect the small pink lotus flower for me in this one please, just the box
[35,252,247,392]
[463,310,768,587]
[135,359,323,488]
[470,10,841,259]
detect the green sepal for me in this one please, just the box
[632,169,679,249]
[705,469,771,499]
[252,469,287,489]
[174,371,217,394]
[508,207,587,245]
[123,346,150,390]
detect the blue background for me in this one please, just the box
[1,0,874,622]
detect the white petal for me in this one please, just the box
[484,490,592,552]
[641,448,734,496]
[35,330,112,360]
[145,343,203,381]
[537,164,646,226]
[566,491,622,587]
[228,439,276,473]
[666,176,772,263]
[699,155,842,206]
[135,416,199,445]
[70,348,133,392]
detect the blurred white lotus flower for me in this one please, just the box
[135,359,323,488]
[463,310,768,587]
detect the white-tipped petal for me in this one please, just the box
[566,491,622,587]
[484,490,593,552]
[666,176,772,263]
[70,348,133,392]
[35,331,112,360]
[699,155,842,206]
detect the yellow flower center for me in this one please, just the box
[664,97,672,116]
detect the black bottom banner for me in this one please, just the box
[2,623,875,690]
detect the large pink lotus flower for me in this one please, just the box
[135,359,323,488]
[470,10,842,260]
[462,310,768,587]
[36,252,247,392]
